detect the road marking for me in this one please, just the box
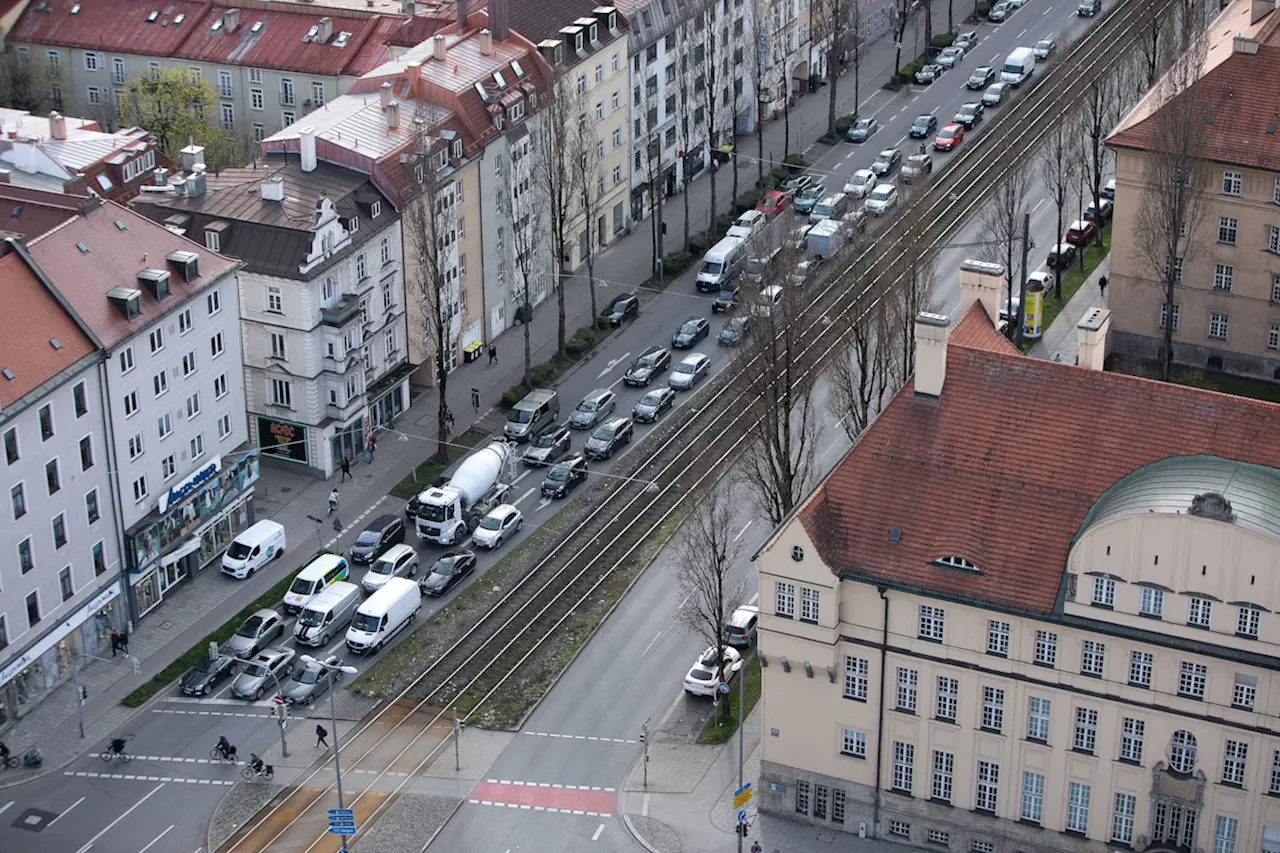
[512,470,531,486]
[748,591,759,605]
[107,754,241,765]
[732,520,753,542]
[65,771,235,786]
[1017,28,1027,37]
[597,351,632,380]
[641,631,663,657]
[1043,6,1051,12]
[152,708,274,718]
[536,496,553,511]
[513,487,537,505]
[592,823,606,841]
[896,135,908,146]
[74,781,166,853]
[642,793,650,817]
[1032,198,1046,214]
[468,799,614,818]
[49,796,86,827]
[138,825,175,853]
[522,730,637,744]
[0,801,14,818]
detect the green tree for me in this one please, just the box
[119,68,230,163]
[0,49,54,114]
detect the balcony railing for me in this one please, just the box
[320,293,360,327]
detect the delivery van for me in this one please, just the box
[1001,47,1036,86]
[293,581,362,647]
[345,578,421,655]
[221,520,286,579]
[696,236,747,292]
[283,553,351,615]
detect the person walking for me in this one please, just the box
[488,344,497,366]
[110,631,120,657]
[118,630,129,654]
[328,488,339,515]
[340,456,351,482]
[316,724,329,749]
[1098,274,1108,298]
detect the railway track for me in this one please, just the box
[219,2,1173,849]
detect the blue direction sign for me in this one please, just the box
[328,809,354,818]
[328,826,357,835]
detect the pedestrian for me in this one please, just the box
[110,631,120,657]
[333,517,342,534]
[118,630,129,654]
[751,841,762,853]
[369,434,377,454]
[316,724,329,749]
[328,488,339,514]
[444,410,455,437]
[1098,274,1108,298]
[340,456,351,482]
[488,344,497,366]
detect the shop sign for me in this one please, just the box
[0,582,120,685]
[258,416,310,465]
[158,456,222,514]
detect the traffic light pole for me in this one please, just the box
[641,718,650,790]
[72,652,140,739]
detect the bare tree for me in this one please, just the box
[499,134,544,389]
[1079,72,1124,253]
[977,163,1031,338]
[892,0,911,81]
[676,21,698,251]
[695,0,729,241]
[745,8,767,190]
[573,114,605,321]
[828,282,899,444]
[849,0,864,117]
[0,50,54,114]
[812,0,853,139]
[1037,113,1076,299]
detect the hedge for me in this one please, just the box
[499,321,612,408]
[783,153,808,169]
[733,189,763,215]
[930,32,956,48]
[834,113,859,136]
[898,61,923,83]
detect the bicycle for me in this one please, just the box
[99,748,133,764]
[0,754,19,769]
[241,761,274,781]
[209,745,238,764]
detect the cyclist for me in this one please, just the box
[328,489,339,514]
[216,735,234,761]
[110,737,127,756]
[0,741,10,763]
[248,753,264,775]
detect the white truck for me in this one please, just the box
[1001,47,1035,86]
[806,219,844,259]
[413,442,513,545]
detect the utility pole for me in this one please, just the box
[736,660,746,853]
[73,652,138,739]
[454,707,461,771]
[1015,212,1031,349]
[641,718,650,789]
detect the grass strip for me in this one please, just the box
[697,654,763,745]
[388,427,488,499]
[1105,356,1280,403]
[1028,226,1112,349]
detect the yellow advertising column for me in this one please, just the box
[1023,277,1045,339]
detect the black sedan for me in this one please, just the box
[953,102,984,129]
[418,549,478,597]
[624,346,672,386]
[523,426,572,466]
[349,514,405,565]
[633,387,676,423]
[584,418,634,460]
[671,317,710,349]
[180,654,238,696]
[909,115,938,139]
[967,66,997,89]
[542,453,590,498]
[602,292,640,327]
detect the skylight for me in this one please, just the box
[146,10,158,22]
[493,70,506,88]
[251,21,264,33]
[70,4,80,13]
[211,19,222,30]
[76,241,89,254]
[510,59,524,77]
[174,12,184,23]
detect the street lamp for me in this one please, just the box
[301,654,360,853]
[228,652,292,757]
[731,658,746,853]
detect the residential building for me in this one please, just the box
[755,264,1280,853]
[1106,0,1280,382]
[0,182,87,240]
[0,107,166,201]
[0,237,123,735]
[26,200,254,619]
[132,143,409,477]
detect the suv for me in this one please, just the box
[584,417,634,460]
[601,292,640,326]
[349,514,405,565]
[1065,219,1097,246]
[712,284,740,314]
[724,605,760,647]
[570,388,617,429]
[623,346,671,386]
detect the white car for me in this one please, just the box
[936,45,965,68]
[727,209,767,241]
[864,183,899,215]
[684,645,742,696]
[472,504,523,549]
[843,169,876,198]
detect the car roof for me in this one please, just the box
[853,168,875,177]
[729,605,760,626]
[603,416,630,428]
[877,148,895,156]
[378,543,416,561]
[1069,219,1089,229]
[681,352,709,365]
[488,503,519,517]
[365,514,400,531]
[640,345,666,356]
[248,608,277,620]
[584,387,611,399]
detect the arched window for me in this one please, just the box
[934,555,980,573]
[1169,730,1197,773]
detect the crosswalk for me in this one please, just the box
[65,770,236,786]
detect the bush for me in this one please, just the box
[768,165,791,186]
[930,32,956,48]
[783,153,808,170]
[530,361,561,386]
[687,236,710,257]
[898,61,922,83]
[834,113,858,136]
[975,0,991,14]
[596,315,611,331]
[663,250,694,277]
[734,189,762,214]
[566,326,601,359]
[501,387,525,409]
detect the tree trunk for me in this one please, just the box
[435,343,449,463]
[555,243,567,359]
[523,287,532,390]
[683,159,691,250]
[782,72,791,160]
[756,98,765,188]
[1161,279,1174,381]
[586,252,598,322]
[948,0,954,32]
[925,1,934,55]
[826,46,839,138]
[732,148,739,212]
[650,183,659,275]
[1054,203,1064,299]
[708,150,719,242]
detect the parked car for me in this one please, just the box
[180,654,238,696]
[936,45,965,68]
[684,645,742,696]
[570,388,617,429]
[231,647,295,701]
[871,148,902,176]
[934,123,965,152]
[712,285,740,314]
[1047,243,1078,270]
[1101,178,1116,200]
[624,346,672,386]
[1033,38,1055,60]
[523,425,572,466]
[724,605,760,647]
[281,655,344,707]
[418,549,477,597]
[727,209,767,241]
[541,453,590,498]
[914,63,943,84]
[982,82,1008,106]
[1006,0,1026,8]
[584,417,634,460]
[473,504,523,549]
[865,184,899,216]
[718,315,751,345]
[671,317,711,349]
[1083,199,1114,225]
[349,514,405,565]
[846,117,879,142]
[843,169,877,198]
[755,190,789,216]
[669,353,711,390]
[988,2,1009,20]
[1065,219,1097,246]
[901,154,933,183]
[909,114,938,139]
[602,292,640,326]
[955,31,979,50]
[792,183,827,214]
[967,66,997,89]
[953,102,985,129]
[225,609,285,659]
[778,174,813,199]
[361,543,418,594]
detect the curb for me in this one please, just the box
[619,752,667,853]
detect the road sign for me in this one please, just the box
[329,818,355,827]
[471,388,481,410]
[738,808,748,824]
[328,826,357,835]
[718,682,730,694]
[734,783,753,810]
[328,809,354,818]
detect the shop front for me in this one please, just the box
[368,362,411,431]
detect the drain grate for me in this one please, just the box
[159,620,174,630]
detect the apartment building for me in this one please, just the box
[0,238,123,735]
[26,200,254,618]
[1106,0,1280,382]
[754,267,1280,853]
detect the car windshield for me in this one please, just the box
[243,663,267,678]
[1037,40,1051,49]
[371,558,396,575]
[237,616,263,637]
[675,363,695,374]
[479,515,504,530]
[532,433,558,448]
[680,322,699,335]
[855,173,871,184]
[875,153,891,164]
[507,409,533,424]
[592,424,616,440]
[639,391,665,406]
[356,530,380,545]
[940,128,956,138]
[577,399,599,412]
[294,669,320,685]
[192,657,215,673]
[607,298,630,313]
[701,260,724,275]
[912,117,930,128]
[227,541,252,560]
[635,354,658,369]
[431,560,458,576]
[745,259,765,276]
[547,466,571,481]
[959,106,974,116]
[350,612,380,633]
[855,119,871,131]
[297,608,324,627]
[870,188,891,201]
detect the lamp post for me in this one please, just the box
[302,654,359,853]
[732,657,746,852]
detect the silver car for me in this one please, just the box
[281,655,343,706]
[669,353,711,390]
[570,388,616,429]
[231,647,296,701]
[224,609,285,659]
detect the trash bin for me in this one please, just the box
[463,341,483,363]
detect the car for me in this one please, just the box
[1065,219,1097,246]
[843,169,877,198]
[523,425,572,465]
[778,174,813,199]
[789,257,823,288]
[180,654,238,696]
[841,209,868,236]
[955,31,979,50]
[1006,0,1026,8]
[225,608,285,659]
[865,183,899,215]
[727,209,767,241]
[718,314,751,345]
[349,514,405,565]
[1033,38,1055,60]
[473,504,523,549]
[541,453,589,498]
[792,183,827,214]
[901,154,933,183]
[1101,177,1116,200]
[624,346,672,386]
[743,250,779,286]
[988,1,1009,20]
[909,114,938,139]
[282,655,344,707]
[584,417,634,460]
[982,82,1007,106]
[570,388,617,429]
[967,66,996,89]
[1083,198,1114,225]
[683,644,742,696]
[633,386,676,423]
[933,123,965,152]
[914,63,943,84]
[1026,270,1055,299]
[671,316,711,348]
[602,292,640,327]
[846,117,879,142]
[712,285,740,314]
[870,148,901,176]
[1047,243,1078,270]
[669,353,711,390]
[231,647,295,701]
[724,605,760,647]
[788,224,813,251]
[953,102,985,129]
[418,549,477,597]
[362,543,418,593]
[936,45,965,68]
[755,189,789,216]
[997,291,1023,334]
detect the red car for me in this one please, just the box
[933,123,965,152]
[1065,219,1097,246]
[755,190,789,217]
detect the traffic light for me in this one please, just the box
[78,685,88,702]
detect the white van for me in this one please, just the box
[696,236,747,292]
[1001,47,1035,86]
[345,577,421,655]
[293,581,362,647]
[221,520,286,579]
[283,553,352,615]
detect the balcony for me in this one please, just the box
[320,293,360,327]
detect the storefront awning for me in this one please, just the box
[160,537,201,568]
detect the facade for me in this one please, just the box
[0,238,123,734]
[1106,0,1280,382]
[755,268,1280,853]
[26,200,255,619]
[132,144,409,477]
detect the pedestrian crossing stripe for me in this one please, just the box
[66,771,235,786]
[521,730,637,744]
[468,800,613,818]
[152,708,274,718]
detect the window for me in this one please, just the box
[1140,587,1164,617]
[612,90,620,111]
[795,779,809,814]
[1066,782,1090,833]
[1112,793,1136,844]
[837,656,869,701]
[1208,311,1230,340]
[1160,301,1181,331]
[46,458,60,494]
[311,81,324,105]
[1214,217,1239,246]
[1130,650,1153,687]
[153,369,168,397]
[1233,674,1257,710]
[936,677,958,722]
[1178,661,1207,699]
[18,537,33,573]
[1271,225,1280,255]
[181,351,197,377]
[832,788,846,823]
[1074,707,1097,753]
[37,404,55,440]
[890,820,910,838]
[1081,640,1105,676]
[1215,816,1238,853]
[214,373,228,400]
[812,784,828,821]
[1222,170,1242,195]
[1120,717,1144,762]
[266,285,283,313]
[1027,697,1050,741]
[161,453,176,480]
[380,236,391,265]
[149,326,165,353]
[1091,576,1115,607]
[210,332,225,359]
[112,56,125,84]
[281,77,295,106]
[127,433,144,459]
[981,686,1003,732]
[119,346,135,374]
[1271,751,1280,794]
[1188,596,1212,627]
[1236,606,1260,638]
[800,588,819,622]
[190,433,205,460]
[1270,323,1280,350]
[85,488,100,524]
[918,605,944,641]
[270,378,292,408]
[26,591,40,628]
[1169,731,1197,773]
[157,413,172,439]
[185,391,201,419]
[892,742,914,792]
[775,581,794,617]
[205,229,220,252]
[269,332,287,360]
[1213,264,1233,291]
[613,164,623,185]
[1021,772,1044,822]
[217,413,232,439]
[577,73,587,94]
[219,102,234,131]
[207,290,221,315]
[931,751,953,802]
[10,483,25,519]
[986,620,1009,656]
[896,668,918,712]
[1033,630,1056,666]
[176,307,193,335]
[132,475,148,503]
[123,390,139,417]
[1222,740,1247,785]
[840,729,866,758]
[79,435,94,471]
[975,761,999,812]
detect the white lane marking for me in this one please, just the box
[1032,198,1047,214]
[324,637,346,657]
[151,708,274,718]
[512,470,531,486]
[1017,28,1027,37]
[642,793,651,817]
[1043,6,1051,12]
[597,352,632,380]
[592,823,606,841]
[138,824,175,853]
[990,53,1000,63]
[748,592,760,605]
[74,782,166,853]
[513,487,537,506]
[0,801,14,818]
[896,135,908,146]
[732,520,753,542]
[536,496,553,511]
[63,771,235,786]
[641,631,664,658]
[520,730,638,744]
[49,796,86,827]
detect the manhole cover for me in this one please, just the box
[816,834,836,843]
[279,486,292,493]
[160,620,174,630]
[12,808,57,832]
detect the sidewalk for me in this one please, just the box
[1027,257,1110,364]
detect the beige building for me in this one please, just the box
[1106,0,1280,382]
[755,267,1280,853]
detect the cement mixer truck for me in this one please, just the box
[412,442,514,545]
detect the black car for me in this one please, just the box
[523,426,572,466]
[712,285,739,314]
[909,114,938,139]
[418,549,478,597]
[180,654,238,696]
[624,346,672,386]
[633,387,676,423]
[541,453,589,498]
[349,514,405,564]
[584,417,634,460]
[953,102,985,129]
[671,317,710,349]
[602,292,640,327]
[1083,198,1114,225]
[967,66,997,89]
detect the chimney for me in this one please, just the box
[299,126,317,172]
[379,81,393,107]
[958,259,1004,325]
[432,33,446,61]
[153,166,169,186]
[479,28,493,55]
[405,61,422,87]
[1252,0,1275,25]
[49,111,67,140]
[223,8,240,31]
[0,168,9,184]
[386,100,401,130]
[316,16,333,43]
[187,163,207,197]
[180,143,205,173]
[262,176,284,202]
[1234,34,1260,54]
[457,0,467,29]
[168,174,188,197]
[1076,307,1112,371]
[489,0,509,41]
[913,313,950,398]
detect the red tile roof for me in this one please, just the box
[10,0,211,55]
[0,244,97,408]
[0,184,87,240]
[798,304,1280,616]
